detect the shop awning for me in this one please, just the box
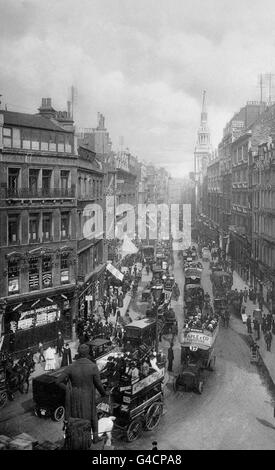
[106,263,124,281]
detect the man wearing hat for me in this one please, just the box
[56,331,64,357]
[56,343,107,444]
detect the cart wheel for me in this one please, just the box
[0,391,8,409]
[198,381,204,394]
[126,418,143,442]
[52,406,65,422]
[145,402,163,431]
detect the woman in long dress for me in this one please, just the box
[45,346,56,371]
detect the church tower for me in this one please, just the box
[194,90,212,216]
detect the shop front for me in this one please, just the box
[1,287,75,354]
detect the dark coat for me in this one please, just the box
[57,335,64,349]
[56,357,106,422]
[61,347,72,367]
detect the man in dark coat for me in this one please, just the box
[167,344,174,372]
[56,344,106,443]
[56,331,64,357]
[265,330,272,352]
[246,315,252,334]
[61,343,72,367]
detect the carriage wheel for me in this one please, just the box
[145,402,163,431]
[0,391,8,409]
[52,406,65,422]
[126,418,143,442]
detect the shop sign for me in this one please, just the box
[8,278,19,293]
[132,369,165,395]
[61,270,69,283]
[183,332,212,348]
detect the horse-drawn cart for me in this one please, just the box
[107,366,165,442]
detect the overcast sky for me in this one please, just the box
[1,0,275,176]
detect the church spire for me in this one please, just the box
[201,90,207,124]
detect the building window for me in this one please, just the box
[41,131,49,151]
[31,129,40,150]
[61,253,70,284]
[29,169,39,196]
[57,133,65,153]
[42,213,52,241]
[8,214,20,244]
[29,257,40,291]
[8,259,20,295]
[61,170,70,194]
[3,127,12,147]
[49,132,57,152]
[8,168,20,195]
[65,134,72,153]
[29,213,40,242]
[42,169,52,195]
[12,128,21,148]
[22,128,31,149]
[42,255,52,288]
[61,212,70,239]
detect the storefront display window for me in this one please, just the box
[8,259,20,295]
[61,253,70,284]
[29,257,40,291]
[42,255,52,288]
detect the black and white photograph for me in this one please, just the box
[0,0,275,454]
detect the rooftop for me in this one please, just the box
[1,110,70,133]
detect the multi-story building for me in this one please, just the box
[251,140,275,313]
[0,99,78,352]
[229,131,252,281]
[206,152,221,245]
[76,144,106,320]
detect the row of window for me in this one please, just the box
[8,254,70,295]
[232,143,249,165]
[232,168,248,183]
[78,176,103,198]
[253,214,275,238]
[253,241,275,269]
[253,190,275,209]
[3,127,73,154]
[8,211,71,245]
[8,167,71,195]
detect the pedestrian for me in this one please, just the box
[118,292,124,308]
[264,330,273,352]
[45,346,56,371]
[111,297,117,316]
[246,315,252,334]
[167,344,174,372]
[38,342,45,363]
[56,331,64,357]
[258,295,263,311]
[61,343,72,367]
[262,315,267,334]
[244,287,248,303]
[56,344,107,444]
[253,318,260,340]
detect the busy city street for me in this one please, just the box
[1,1,275,453]
[1,249,275,450]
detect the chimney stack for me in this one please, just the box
[38,97,56,118]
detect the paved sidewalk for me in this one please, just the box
[232,270,275,386]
